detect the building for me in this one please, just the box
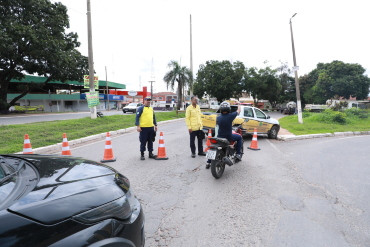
[7,75,126,112]
[152,92,178,110]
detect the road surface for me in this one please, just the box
[50,120,370,246]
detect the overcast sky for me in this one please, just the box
[56,0,370,93]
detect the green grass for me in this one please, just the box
[280,109,370,135]
[0,111,185,154]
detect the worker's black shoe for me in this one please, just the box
[191,153,196,158]
[198,152,206,156]
[140,153,145,160]
[149,152,157,159]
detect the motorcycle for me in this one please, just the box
[206,127,244,179]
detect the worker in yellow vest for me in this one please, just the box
[136,97,157,160]
[186,96,206,158]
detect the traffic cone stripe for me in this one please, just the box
[62,146,70,151]
[105,145,112,149]
[159,144,165,147]
[24,139,30,144]
[23,148,33,153]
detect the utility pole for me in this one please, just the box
[190,14,193,95]
[149,79,154,101]
[87,0,96,119]
[289,13,303,124]
[105,66,109,111]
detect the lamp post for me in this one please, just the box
[289,13,303,124]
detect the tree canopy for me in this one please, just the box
[0,0,88,111]
[243,65,282,106]
[163,60,192,110]
[194,60,244,102]
[301,61,370,104]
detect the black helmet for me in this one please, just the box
[219,101,231,114]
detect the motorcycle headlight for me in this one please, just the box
[73,191,136,224]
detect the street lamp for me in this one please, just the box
[289,13,303,124]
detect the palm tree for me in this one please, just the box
[163,60,193,110]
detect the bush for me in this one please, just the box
[318,109,347,124]
[344,108,368,119]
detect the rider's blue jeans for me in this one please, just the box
[231,134,242,155]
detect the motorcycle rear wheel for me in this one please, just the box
[211,159,225,179]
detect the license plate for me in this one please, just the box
[206,150,217,160]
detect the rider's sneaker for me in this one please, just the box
[235,154,242,161]
[206,164,210,169]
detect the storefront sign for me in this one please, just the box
[85,92,100,108]
[83,75,99,90]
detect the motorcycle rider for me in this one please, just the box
[216,101,242,160]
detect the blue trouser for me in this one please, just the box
[139,127,155,153]
[190,130,204,154]
[231,134,242,155]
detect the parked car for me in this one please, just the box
[201,105,280,139]
[0,154,145,247]
[122,103,143,113]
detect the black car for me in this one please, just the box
[0,154,145,247]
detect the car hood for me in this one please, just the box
[6,155,126,225]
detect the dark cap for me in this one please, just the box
[144,97,152,101]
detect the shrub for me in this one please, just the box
[344,108,368,119]
[318,109,347,124]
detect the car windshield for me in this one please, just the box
[127,103,137,106]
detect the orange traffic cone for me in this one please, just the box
[23,134,33,154]
[248,128,260,151]
[204,129,212,152]
[61,133,72,155]
[101,132,116,163]
[155,132,169,160]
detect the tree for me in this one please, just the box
[163,61,192,110]
[243,64,282,106]
[194,60,245,102]
[0,0,88,112]
[276,62,296,104]
[301,61,370,104]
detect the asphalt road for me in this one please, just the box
[55,120,369,247]
[0,110,125,125]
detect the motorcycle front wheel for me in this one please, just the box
[211,159,225,179]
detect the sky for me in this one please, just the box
[55,0,370,93]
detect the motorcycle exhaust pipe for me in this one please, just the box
[222,156,233,166]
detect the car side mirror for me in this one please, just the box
[267,116,270,119]
[244,118,249,122]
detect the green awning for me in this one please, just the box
[10,75,126,89]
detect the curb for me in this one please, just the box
[277,131,370,141]
[17,118,185,154]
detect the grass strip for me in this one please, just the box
[280,110,370,135]
[0,111,185,154]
